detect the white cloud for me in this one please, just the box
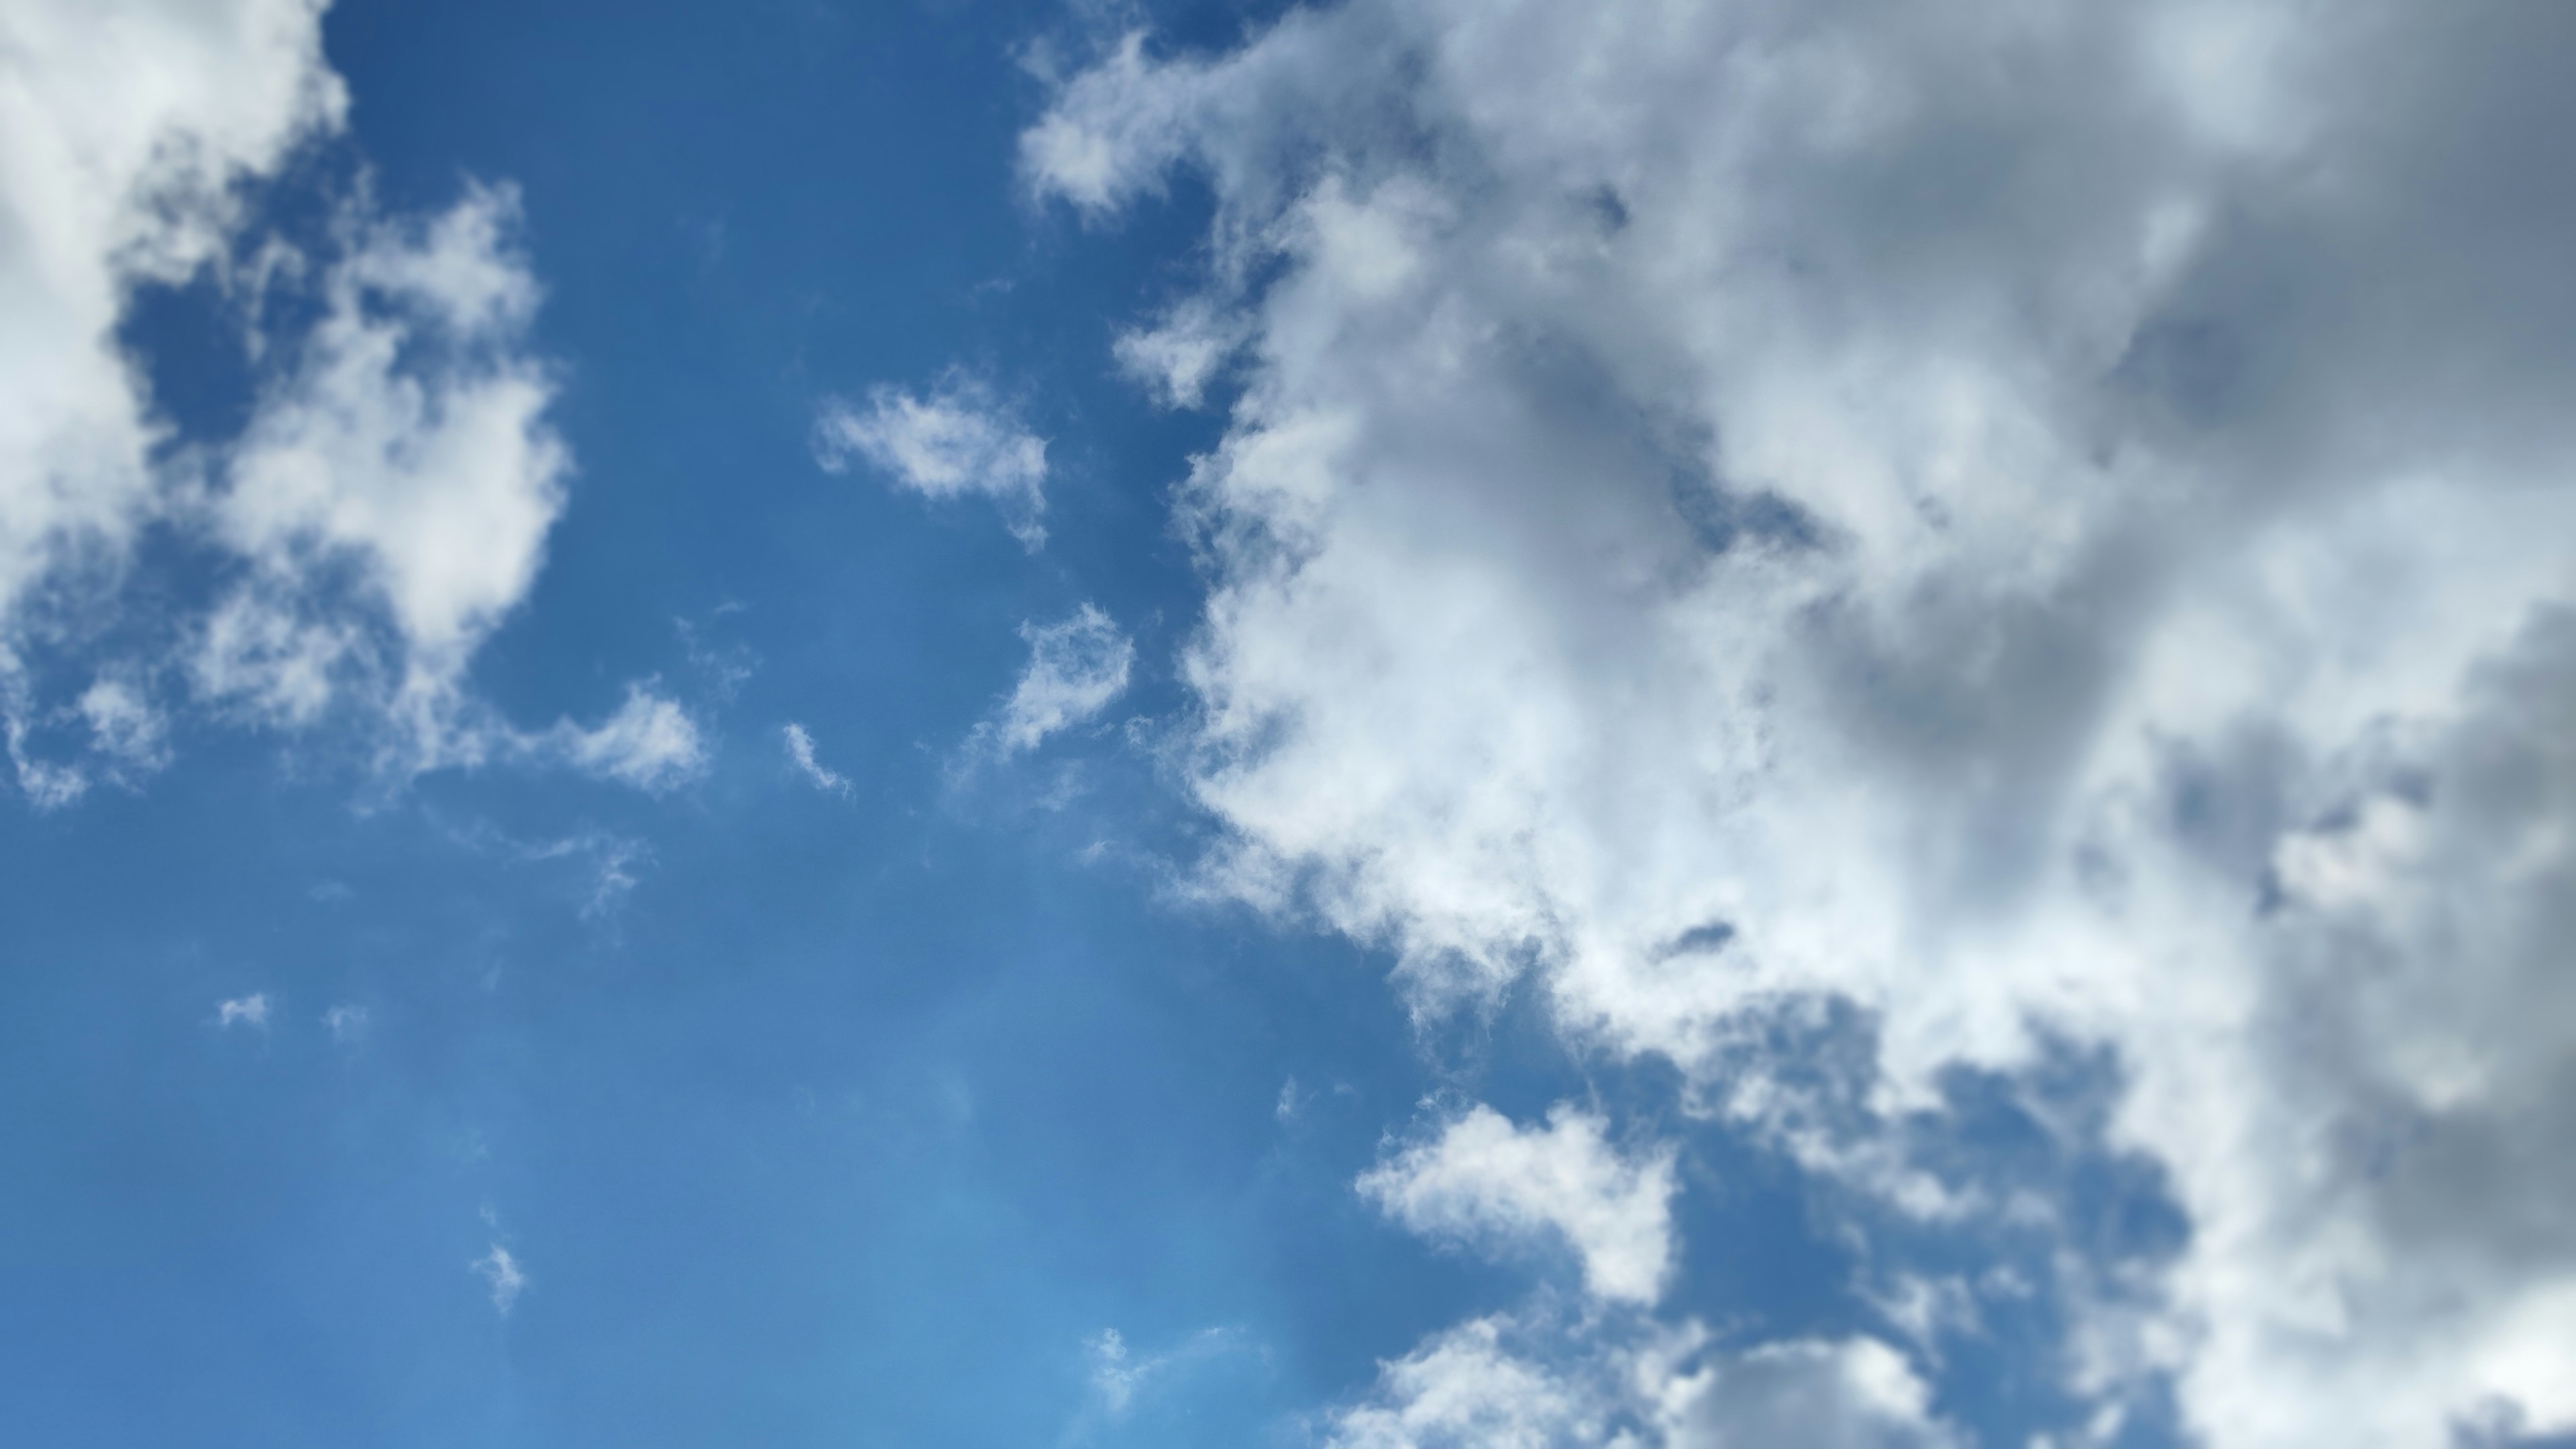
[1360,1104,1676,1305]
[1324,1313,1949,1449]
[1030,4,2576,1444]
[216,993,271,1030]
[813,380,1049,548]
[322,1003,368,1043]
[206,181,570,766]
[541,684,707,793]
[471,1243,525,1315]
[980,603,1132,758]
[0,0,343,629]
[781,721,849,795]
[78,677,169,776]
[1114,297,1246,410]
[0,0,676,798]
[1326,1315,1599,1449]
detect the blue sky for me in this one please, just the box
[7,3,2576,1447]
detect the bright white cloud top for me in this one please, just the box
[1028,3,2576,1444]
[0,0,695,798]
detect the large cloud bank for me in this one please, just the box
[1028,3,2576,1444]
[1,0,693,799]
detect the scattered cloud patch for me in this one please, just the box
[215,994,271,1031]
[1084,1326,1243,1419]
[78,679,170,778]
[1114,297,1246,410]
[781,722,850,795]
[1323,1311,1950,1449]
[322,1004,368,1044]
[813,380,1049,549]
[979,604,1132,759]
[0,0,682,801]
[541,686,708,793]
[1360,1103,1676,1305]
[518,829,650,918]
[205,181,569,767]
[471,1244,526,1315]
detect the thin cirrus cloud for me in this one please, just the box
[470,1244,526,1316]
[780,722,851,796]
[0,0,704,804]
[977,603,1132,759]
[1025,2,2576,1444]
[812,380,1050,549]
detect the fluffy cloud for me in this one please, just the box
[1029,3,2576,1444]
[1360,1104,1676,1305]
[980,602,1132,757]
[812,380,1050,548]
[205,182,570,765]
[0,0,688,798]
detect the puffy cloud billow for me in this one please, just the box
[1028,3,2576,1444]
[0,0,698,798]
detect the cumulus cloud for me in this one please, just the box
[204,180,570,765]
[1030,3,2576,1444]
[979,603,1132,757]
[471,1243,525,1315]
[1360,1104,1676,1305]
[781,721,849,795]
[0,0,676,798]
[813,380,1049,548]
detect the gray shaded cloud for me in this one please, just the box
[1028,1,2576,1442]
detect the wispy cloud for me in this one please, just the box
[215,994,271,1032]
[539,684,708,793]
[978,604,1133,759]
[781,722,851,796]
[812,380,1049,549]
[471,1244,527,1315]
[1084,1325,1243,1418]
